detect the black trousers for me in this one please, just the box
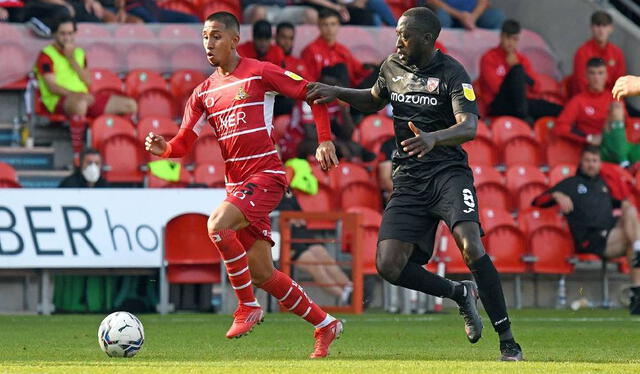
[489,64,562,122]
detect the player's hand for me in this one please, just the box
[306,82,338,105]
[552,191,574,214]
[612,75,640,100]
[608,101,625,122]
[316,141,339,170]
[145,132,167,156]
[401,121,436,158]
[459,11,476,30]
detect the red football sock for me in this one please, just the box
[209,229,258,307]
[260,269,333,328]
[69,115,86,157]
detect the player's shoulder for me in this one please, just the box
[438,52,469,77]
[380,53,403,72]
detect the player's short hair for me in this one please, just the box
[253,20,272,39]
[587,57,606,69]
[52,15,77,33]
[206,12,240,33]
[402,7,441,40]
[319,8,341,21]
[501,19,520,35]
[582,145,601,156]
[276,22,295,34]
[591,10,612,26]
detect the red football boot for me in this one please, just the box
[309,319,343,358]
[225,305,264,339]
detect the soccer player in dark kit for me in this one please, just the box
[307,7,523,361]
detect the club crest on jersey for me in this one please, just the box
[462,83,476,101]
[426,77,440,93]
[284,70,303,81]
[234,86,250,101]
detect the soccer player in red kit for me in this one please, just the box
[144,12,342,358]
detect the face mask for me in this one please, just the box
[82,163,101,183]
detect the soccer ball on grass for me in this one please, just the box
[97,311,145,357]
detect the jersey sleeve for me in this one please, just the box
[261,62,309,100]
[371,59,390,100]
[448,64,479,116]
[36,52,54,75]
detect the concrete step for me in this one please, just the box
[0,146,55,170]
[17,170,71,188]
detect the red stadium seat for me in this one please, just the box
[138,90,175,119]
[463,137,498,166]
[294,186,335,230]
[310,163,332,190]
[125,70,168,98]
[529,226,574,274]
[357,114,395,149]
[470,164,503,186]
[170,69,207,110]
[340,182,382,211]
[329,162,371,191]
[100,134,145,183]
[505,165,547,195]
[165,213,222,284]
[137,117,179,144]
[503,136,544,167]
[84,44,119,70]
[476,182,511,211]
[193,135,224,165]
[346,206,382,275]
[534,73,561,95]
[147,166,192,188]
[476,120,492,140]
[479,208,514,232]
[89,68,124,95]
[170,44,207,72]
[0,23,23,39]
[433,223,469,274]
[76,23,111,39]
[483,225,528,273]
[193,162,226,187]
[0,162,20,187]
[199,1,241,22]
[521,46,559,78]
[546,137,582,168]
[533,116,556,144]
[272,114,291,142]
[490,116,534,148]
[125,44,163,72]
[114,24,155,39]
[158,24,200,40]
[158,0,198,17]
[627,117,640,143]
[549,164,576,186]
[518,208,566,236]
[515,182,549,212]
[90,115,136,150]
[0,43,28,86]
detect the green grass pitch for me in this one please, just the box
[1,309,638,374]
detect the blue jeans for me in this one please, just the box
[436,7,505,29]
[128,6,200,23]
[367,0,397,26]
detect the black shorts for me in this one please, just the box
[576,219,618,257]
[378,168,483,264]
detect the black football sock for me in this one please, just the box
[394,261,457,298]
[470,254,512,335]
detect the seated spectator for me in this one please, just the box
[276,22,307,77]
[21,0,103,25]
[277,190,353,304]
[124,0,199,23]
[98,0,143,23]
[428,0,505,30]
[378,136,395,203]
[0,0,23,22]
[237,20,285,67]
[59,148,110,187]
[33,16,137,164]
[477,19,562,121]
[570,11,625,97]
[532,146,640,314]
[554,58,628,155]
[301,8,374,87]
[243,0,320,24]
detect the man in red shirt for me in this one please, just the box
[237,20,285,67]
[301,8,373,87]
[145,12,342,358]
[571,11,626,97]
[477,19,561,121]
[275,22,307,78]
[554,58,628,152]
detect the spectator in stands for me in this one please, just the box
[532,146,640,314]
[242,0,320,24]
[0,0,23,22]
[276,22,307,77]
[301,8,373,87]
[59,148,110,187]
[428,0,504,30]
[554,58,629,159]
[477,19,562,121]
[571,11,626,97]
[98,0,143,23]
[378,137,395,203]
[124,0,199,23]
[33,16,137,164]
[277,190,353,304]
[21,0,104,25]
[237,20,286,67]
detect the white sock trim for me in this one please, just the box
[301,306,312,318]
[243,300,260,307]
[224,252,246,264]
[229,266,249,277]
[314,314,336,329]
[232,280,252,290]
[278,287,293,302]
[288,296,302,311]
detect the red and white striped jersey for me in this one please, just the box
[181,58,310,189]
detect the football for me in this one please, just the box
[97,311,145,358]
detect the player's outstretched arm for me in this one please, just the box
[306,82,387,113]
[613,75,640,100]
[401,112,478,158]
[145,128,197,158]
[145,132,167,156]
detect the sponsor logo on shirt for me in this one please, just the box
[496,65,506,76]
[462,83,476,101]
[426,77,440,93]
[205,96,215,108]
[609,59,616,67]
[392,75,404,82]
[577,184,588,194]
[390,91,437,105]
[284,70,303,81]
[234,86,250,101]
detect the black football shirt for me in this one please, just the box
[372,50,479,186]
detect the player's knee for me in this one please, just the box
[207,214,233,234]
[375,240,407,283]
[452,222,486,264]
[250,267,273,287]
[67,99,88,116]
